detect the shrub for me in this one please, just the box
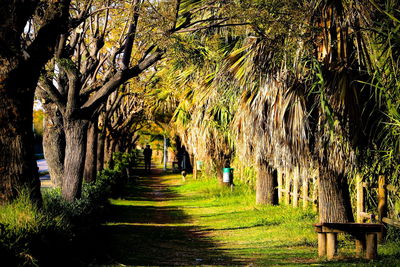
[0,164,124,266]
[0,189,67,266]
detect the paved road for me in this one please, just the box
[37,159,50,181]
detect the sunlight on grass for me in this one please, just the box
[105,172,400,266]
[110,199,154,207]
[152,175,320,265]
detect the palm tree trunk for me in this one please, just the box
[313,1,357,223]
[256,162,278,205]
[318,168,354,222]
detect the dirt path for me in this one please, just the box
[101,169,240,266]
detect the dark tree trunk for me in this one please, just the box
[107,138,117,169]
[0,0,70,204]
[103,134,112,168]
[0,89,42,205]
[256,162,278,205]
[61,119,88,201]
[97,130,105,172]
[42,102,65,187]
[84,120,98,183]
[318,167,354,223]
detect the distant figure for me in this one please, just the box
[143,145,152,173]
[181,149,189,181]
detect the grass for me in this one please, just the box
[103,171,400,266]
[166,175,318,266]
[0,169,122,266]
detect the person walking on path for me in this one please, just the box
[180,147,191,181]
[143,145,152,173]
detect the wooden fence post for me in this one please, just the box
[277,168,283,203]
[302,169,309,209]
[378,175,387,242]
[193,155,197,180]
[293,166,299,207]
[312,169,318,212]
[356,174,364,223]
[285,169,291,205]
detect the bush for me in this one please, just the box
[0,164,124,266]
[0,189,67,266]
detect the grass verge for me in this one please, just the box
[164,173,400,266]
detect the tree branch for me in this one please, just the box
[121,0,142,70]
[37,78,66,113]
[81,48,163,112]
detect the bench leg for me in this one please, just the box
[326,233,337,260]
[355,234,366,258]
[318,233,327,257]
[365,233,377,260]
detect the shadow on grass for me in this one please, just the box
[100,170,240,266]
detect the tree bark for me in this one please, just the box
[62,119,88,201]
[104,136,116,169]
[42,102,65,187]
[0,0,70,204]
[97,130,105,172]
[216,166,224,184]
[256,162,278,205]
[84,120,98,183]
[0,90,41,205]
[318,168,354,223]
[313,2,358,223]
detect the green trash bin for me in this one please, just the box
[223,168,234,184]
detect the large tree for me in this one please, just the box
[0,0,70,204]
[38,0,228,201]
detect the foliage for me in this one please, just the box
[0,163,126,266]
[33,109,44,137]
[0,189,65,266]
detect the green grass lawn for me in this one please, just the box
[103,171,400,266]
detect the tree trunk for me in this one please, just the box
[103,134,112,168]
[0,90,42,205]
[314,0,356,223]
[256,162,278,205]
[84,120,98,183]
[97,130,105,172]
[105,137,117,169]
[318,168,354,223]
[42,102,65,187]
[216,166,224,184]
[62,119,88,201]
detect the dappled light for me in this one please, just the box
[1,0,400,265]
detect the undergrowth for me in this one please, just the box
[0,152,133,266]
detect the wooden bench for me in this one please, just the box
[314,223,383,260]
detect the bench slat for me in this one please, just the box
[314,223,383,233]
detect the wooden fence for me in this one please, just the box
[277,167,318,211]
[196,162,400,232]
[277,168,400,234]
[357,174,400,238]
